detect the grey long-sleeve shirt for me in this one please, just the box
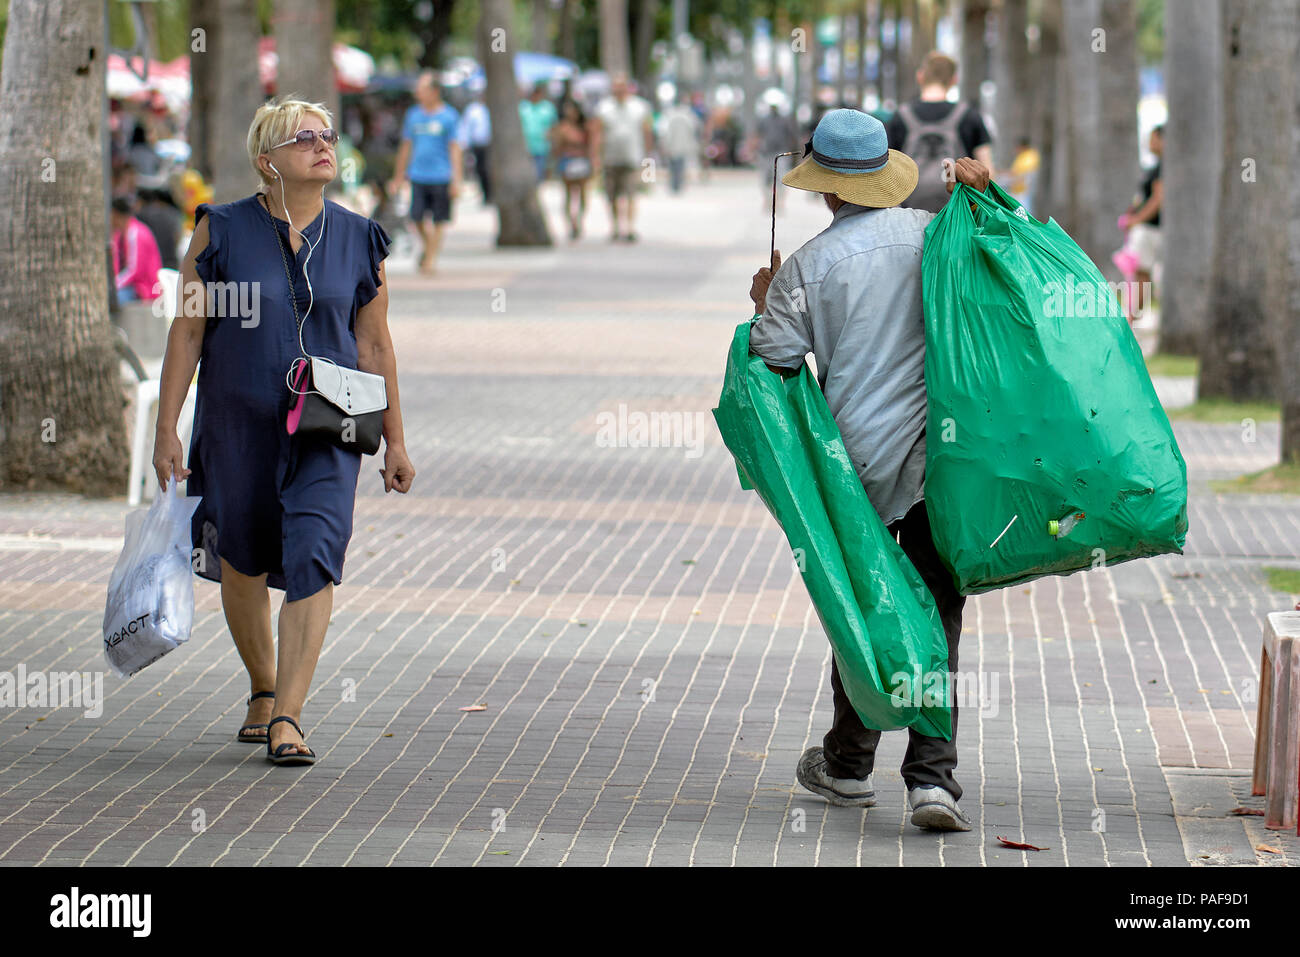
[749,202,936,526]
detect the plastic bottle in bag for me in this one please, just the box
[102,477,201,677]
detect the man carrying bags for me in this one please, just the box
[747,108,989,831]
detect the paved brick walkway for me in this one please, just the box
[1,171,1297,866]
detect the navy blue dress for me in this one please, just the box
[188,194,391,601]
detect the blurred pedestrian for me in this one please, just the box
[110,195,163,303]
[1115,124,1163,325]
[753,103,801,213]
[135,187,182,271]
[519,81,557,182]
[592,72,653,242]
[1004,137,1040,217]
[551,97,595,240]
[886,52,993,213]
[657,95,700,194]
[459,89,492,204]
[389,71,463,275]
[152,95,414,766]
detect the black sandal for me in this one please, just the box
[266,715,316,766]
[236,691,275,743]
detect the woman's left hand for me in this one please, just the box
[380,442,415,493]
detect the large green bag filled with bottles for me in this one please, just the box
[922,182,1188,595]
[713,320,952,739]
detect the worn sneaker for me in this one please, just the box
[907,785,973,831]
[796,747,876,807]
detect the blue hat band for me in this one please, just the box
[804,138,889,173]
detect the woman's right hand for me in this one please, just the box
[153,429,191,491]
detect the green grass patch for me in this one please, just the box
[1145,353,1200,378]
[1210,463,1300,495]
[1262,566,1300,595]
[1167,398,1279,423]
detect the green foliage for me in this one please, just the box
[1262,566,1300,594]
[1145,353,1200,377]
[1167,398,1280,423]
[1137,0,1164,66]
[1210,464,1300,496]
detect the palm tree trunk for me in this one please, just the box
[0,0,128,494]
[600,0,632,76]
[959,0,989,105]
[480,0,552,246]
[1284,69,1300,463]
[193,0,262,204]
[1158,0,1221,356]
[1059,0,1098,242]
[855,0,870,107]
[558,0,578,61]
[1032,0,1061,222]
[633,0,658,94]
[993,0,1030,172]
[532,0,552,53]
[1198,0,1295,402]
[1095,0,1139,281]
[274,0,338,122]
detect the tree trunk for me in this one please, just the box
[0,0,128,494]
[416,0,457,69]
[1283,53,1300,463]
[896,1,913,102]
[881,0,896,104]
[993,0,1030,171]
[558,0,577,61]
[633,0,657,95]
[855,0,870,107]
[1094,0,1139,281]
[1198,0,1295,402]
[1060,0,1101,260]
[836,11,850,105]
[1033,0,1061,222]
[480,0,552,247]
[1158,0,1221,356]
[197,0,262,204]
[600,0,632,76]
[274,0,338,123]
[532,0,552,53]
[959,0,989,105]
[190,0,215,181]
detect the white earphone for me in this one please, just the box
[266,158,331,394]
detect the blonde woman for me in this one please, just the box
[152,95,416,765]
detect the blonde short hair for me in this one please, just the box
[246,94,334,188]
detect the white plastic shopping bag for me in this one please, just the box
[102,476,201,677]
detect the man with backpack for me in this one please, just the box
[886,52,993,213]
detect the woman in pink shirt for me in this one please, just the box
[110,196,163,302]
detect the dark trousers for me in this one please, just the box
[471,144,491,203]
[822,499,968,799]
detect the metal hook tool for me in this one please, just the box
[770,149,800,264]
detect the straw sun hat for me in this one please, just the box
[781,108,919,208]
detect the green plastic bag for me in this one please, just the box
[922,182,1188,595]
[713,320,952,739]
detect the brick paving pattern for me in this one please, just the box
[1,172,1296,866]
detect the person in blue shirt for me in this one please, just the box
[389,71,463,275]
[458,89,492,204]
[518,82,557,182]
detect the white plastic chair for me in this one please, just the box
[127,268,197,506]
